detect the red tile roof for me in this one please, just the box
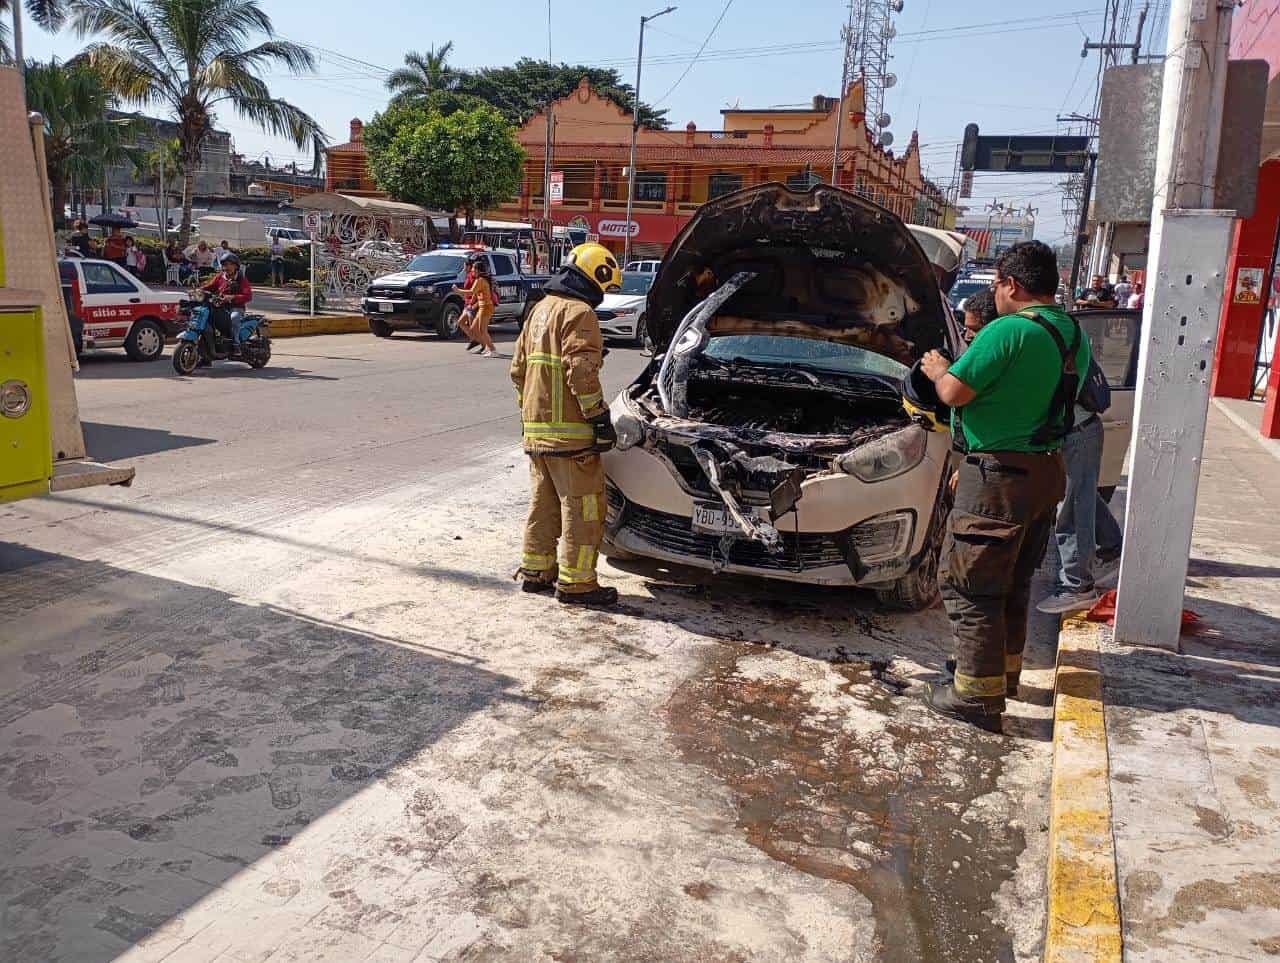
[519,142,865,165]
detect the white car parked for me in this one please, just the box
[601,184,1134,609]
[595,271,654,346]
[625,259,662,274]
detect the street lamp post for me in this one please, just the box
[624,6,676,268]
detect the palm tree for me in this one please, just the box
[0,0,65,61]
[131,137,182,238]
[386,42,459,105]
[23,58,139,229]
[68,0,327,244]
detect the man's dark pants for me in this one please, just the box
[941,450,1066,708]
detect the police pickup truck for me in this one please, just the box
[362,245,549,339]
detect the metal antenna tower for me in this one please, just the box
[848,0,904,146]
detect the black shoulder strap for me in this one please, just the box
[1019,309,1081,446]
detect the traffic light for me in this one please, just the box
[961,124,980,171]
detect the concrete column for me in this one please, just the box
[591,162,602,205]
[1211,158,1280,399]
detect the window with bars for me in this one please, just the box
[708,172,743,199]
[636,171,667,202]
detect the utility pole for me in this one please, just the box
[542,0,554,221]
[624,6,676,267]
[1113,0,1236,649]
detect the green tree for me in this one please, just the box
[0,0,65,61]
[386,42,459,105]
[23,58,139,229]
[454,59,668,129]
[365,103,525,230]
[131,137,182,238]
[68,0,327,244]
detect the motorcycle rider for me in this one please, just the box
[510,242,621,607]
[200,253,252,356]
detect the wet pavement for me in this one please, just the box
[2,334,1056,961]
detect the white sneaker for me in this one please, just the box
[482,349,500,358]
[1036,588,1101,615]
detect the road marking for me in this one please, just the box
[1046,616,1122,962]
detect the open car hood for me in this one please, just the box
[647,184,953,366]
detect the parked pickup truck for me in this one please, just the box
[362,245,550,340]
[57,257,185,361]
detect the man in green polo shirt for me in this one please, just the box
[918,240,1090,733]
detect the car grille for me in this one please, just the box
[595,309,617,321]
[368,287,407,299]
[621,503,849,571]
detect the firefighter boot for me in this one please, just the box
[516,568,556,594]
[556,585,619,608]
[945,658,1020,699]
[922,682,1004,734]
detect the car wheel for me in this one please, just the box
[125,318,165,361]
[874,542,941,611]
[633,314,648,349]
[436,302,463,339]
[369,316,393,338]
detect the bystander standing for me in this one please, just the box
[919,241,1092,733]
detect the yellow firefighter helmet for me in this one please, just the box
[566,242,622,293]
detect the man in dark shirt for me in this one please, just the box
[919,241,1090,733]
[1074,274,1116,310]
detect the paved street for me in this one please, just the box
[2,331,1056,962]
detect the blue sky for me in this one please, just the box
[22,0,1159,245]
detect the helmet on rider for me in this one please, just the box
[565,242,621,294]
[221,253,241,268]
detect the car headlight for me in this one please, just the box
[411,286,436,300]
[835,425,928,482]
[613,410,644,450]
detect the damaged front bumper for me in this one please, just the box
[604,481,919,587]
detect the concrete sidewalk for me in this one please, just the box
[1096,403,1280,960]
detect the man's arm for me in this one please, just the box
[561,306,606,418]
[936,373,977,406]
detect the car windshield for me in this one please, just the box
[619,272,654,295]
[405,253,466,274]
[949,277,993,306]
[703,335,908,380]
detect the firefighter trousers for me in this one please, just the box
[522,450,606,594]
[940,450,1065,707]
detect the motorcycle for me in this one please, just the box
[172,290,272,374]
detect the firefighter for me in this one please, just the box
[510,242,621,607]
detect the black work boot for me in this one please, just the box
[515,568,556,594]
[945,658,1020,699]
[556,586,619,608]
[922,682,1004,734]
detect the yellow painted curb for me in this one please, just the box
[1045,616,1122,962]
[263,314,368,338]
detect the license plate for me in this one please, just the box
[377,301,394,313]
[691,501,735,535]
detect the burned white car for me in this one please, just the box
[602,184,966,609]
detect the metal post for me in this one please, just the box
[542,1,553,221]
[1113,0,1236,649]
[11,0,24,73]
[309,226,316,318]
[625,6,676,267]
[1068,153,1097,297]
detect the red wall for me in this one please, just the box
[1233,1,1280,72]
[1212,160,1280,398]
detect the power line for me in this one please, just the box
[654,0,736,106]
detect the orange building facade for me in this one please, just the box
[326,78,952,256]
[325,119,383,198]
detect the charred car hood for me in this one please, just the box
[647,183,951,366]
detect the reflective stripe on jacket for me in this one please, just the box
[510,292,606,452]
